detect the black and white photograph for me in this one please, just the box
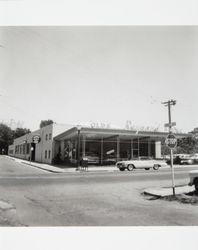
[1,25,198,227]
[0,1,198,250]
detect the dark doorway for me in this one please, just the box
[31,143,36,161]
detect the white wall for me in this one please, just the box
[155,141,161,158]
[36,124,53,164]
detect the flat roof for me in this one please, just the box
[54,126,190,141]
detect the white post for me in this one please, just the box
[155,141,161,158]
[131,138,133,159]
[116,136,120,162]
[82,136,86,157]
[101,138,103,165]
[170,149,176,196]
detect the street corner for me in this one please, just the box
[21,161,66,173]
[143,185,195,197]
[142,185,198,205]
[0,200,15,211]
[0,199,25,226]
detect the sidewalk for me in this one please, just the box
[144,185,195,197]
[10,157,117,173]
[14,158,67,173]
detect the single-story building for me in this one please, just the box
[8,123,189,166]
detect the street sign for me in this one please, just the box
[164,122,176,128]
[165,133,177,149]
[32,135,41,144]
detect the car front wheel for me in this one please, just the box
[145,168,150,170]
[119,168,125,171]
[127,164,134,171]
[153,164,159,170]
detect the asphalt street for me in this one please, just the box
[0,155,198,226]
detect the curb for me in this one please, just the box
[143,185,195,197]
[21,161,66,173]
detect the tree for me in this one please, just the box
[0,123,14,154]
[13,128,31,139]
[176,136,197,154]
[40,120,54,128]
[0,124,31,154]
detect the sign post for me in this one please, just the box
[165,133,177,196]
[162,99,177,196]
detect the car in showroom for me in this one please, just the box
[189,170,198,192]
[116,156,167,171]
[85,153,100,165]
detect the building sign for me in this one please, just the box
[32,135,41,144]
[106,149,115,155]
[164,122,176,128]
[90,122,111,129]
[165,133,177,149]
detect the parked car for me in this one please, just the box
[166,154,194,165]
[116,156,167,171]
[189,154,198,164]
[180,156,194,165]
[189,170,198,192]
[103,157,117,165]
[85,154,100,165]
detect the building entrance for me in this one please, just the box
[31,143,36,161]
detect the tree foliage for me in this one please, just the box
[40,120,54,128]
[176,137,197,154]
[176,128,198,154]
[162,135,198,156]
[0,123,31,154]
[13,128,31,139]
[0,123,14,154]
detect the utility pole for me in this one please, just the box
[76,125,81,171]
[162,99,177,196]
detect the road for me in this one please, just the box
[0,155,198,226]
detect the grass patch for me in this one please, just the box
[161,192,198,205]
[142,191,198,204]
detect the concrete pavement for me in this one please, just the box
[6,156,197,198]
[144,185,195,197]
[1,156,198,226]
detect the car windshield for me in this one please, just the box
[129,157,153,160]
[138,157,153,160]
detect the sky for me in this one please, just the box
[0,26,198,132]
